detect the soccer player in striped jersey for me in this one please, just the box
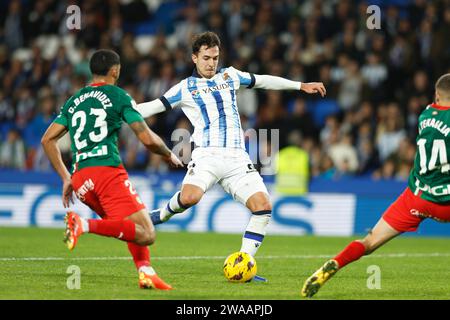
[41,49,183,290]
[137,31,326,281]
[302,73,450,298]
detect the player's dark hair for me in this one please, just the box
[436,73,450,100]
[89,49,120,76]
[192,31,221,54]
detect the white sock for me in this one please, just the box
[81,217,89,233]
[241,237,262,257]
[138,266,156,275]
[160,191,190,221]
[240,213,271,257]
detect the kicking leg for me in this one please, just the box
[301,217,401,298]
[242,192,272,257]
[150,184,203,225]
[240,191,272,282]
[337,218,401,265]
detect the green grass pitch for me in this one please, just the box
[0,226,449,300]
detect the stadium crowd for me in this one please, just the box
[0,0,449,181]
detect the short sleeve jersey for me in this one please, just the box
[408,104,450,203]
[54,83,143,173]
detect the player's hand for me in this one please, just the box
[62,178,74,208]
[163,152,184,168]
[300,82,326,97]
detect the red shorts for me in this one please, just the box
[382,187,450,232]
[71,165,146,220]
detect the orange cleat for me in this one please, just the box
[63,211,84,251]
[139,271,173,290]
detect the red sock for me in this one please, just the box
[333,241,366,268]
[88,219,136,242]
[127,242,150,270]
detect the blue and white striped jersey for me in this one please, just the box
[159,67,255,150]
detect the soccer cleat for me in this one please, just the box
[150,209,163,225]
[138,272,155,289]
[63,211,84,251]
[301,259,339,298]
[139,271,173,290]
[253,275,268,282]
[246,275,267,283]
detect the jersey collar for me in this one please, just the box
[431,103,450,110]
[89,82,108,87]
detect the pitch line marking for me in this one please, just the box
[1,252,450,262]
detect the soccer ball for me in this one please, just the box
[223,251,257,282]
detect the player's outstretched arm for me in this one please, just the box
[136,99,166,118]
[253,74,326,97]
[41,122,74,208]
[129,121,183,168]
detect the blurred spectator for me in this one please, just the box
[0,90,14,125]
[318,154,336,180]
[134,61,153,100]
[174,5,204,47]
[23,95,56,168]
[76,10,99,48]
[405,96,424,140]
[4,0,24,51]
[396,160,412,181]
[361,53,388,92]
[376,103,406,161]
[15,88,36,129]
[284,97,317,140]
[328,132,359,176]
[337,60,363,111]
[148,61,176,100]
[255,91,286,135]
[372,155,397,180]
[430,6,450,77]
[356,121,379,174]
[108,14,124,50]
[320,114,341,150]
[0,127,26,169]
[73,46,91,80]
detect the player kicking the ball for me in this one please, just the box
[41,49,183,290]
[302,73,450,298]
[137,31,326,281]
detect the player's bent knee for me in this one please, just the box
[134,224,156,246]
[146,227,156,245]
[139,231,155,246]
[146,232,156,246]
[246,192,272,212]
[260,200,272,212]
[250,200,272,212]
[180,193,202,207]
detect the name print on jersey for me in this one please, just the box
[418,118,450,136]
[68,91,113,114]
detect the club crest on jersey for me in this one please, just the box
[191,90,200,98]
[223,72,230,80]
